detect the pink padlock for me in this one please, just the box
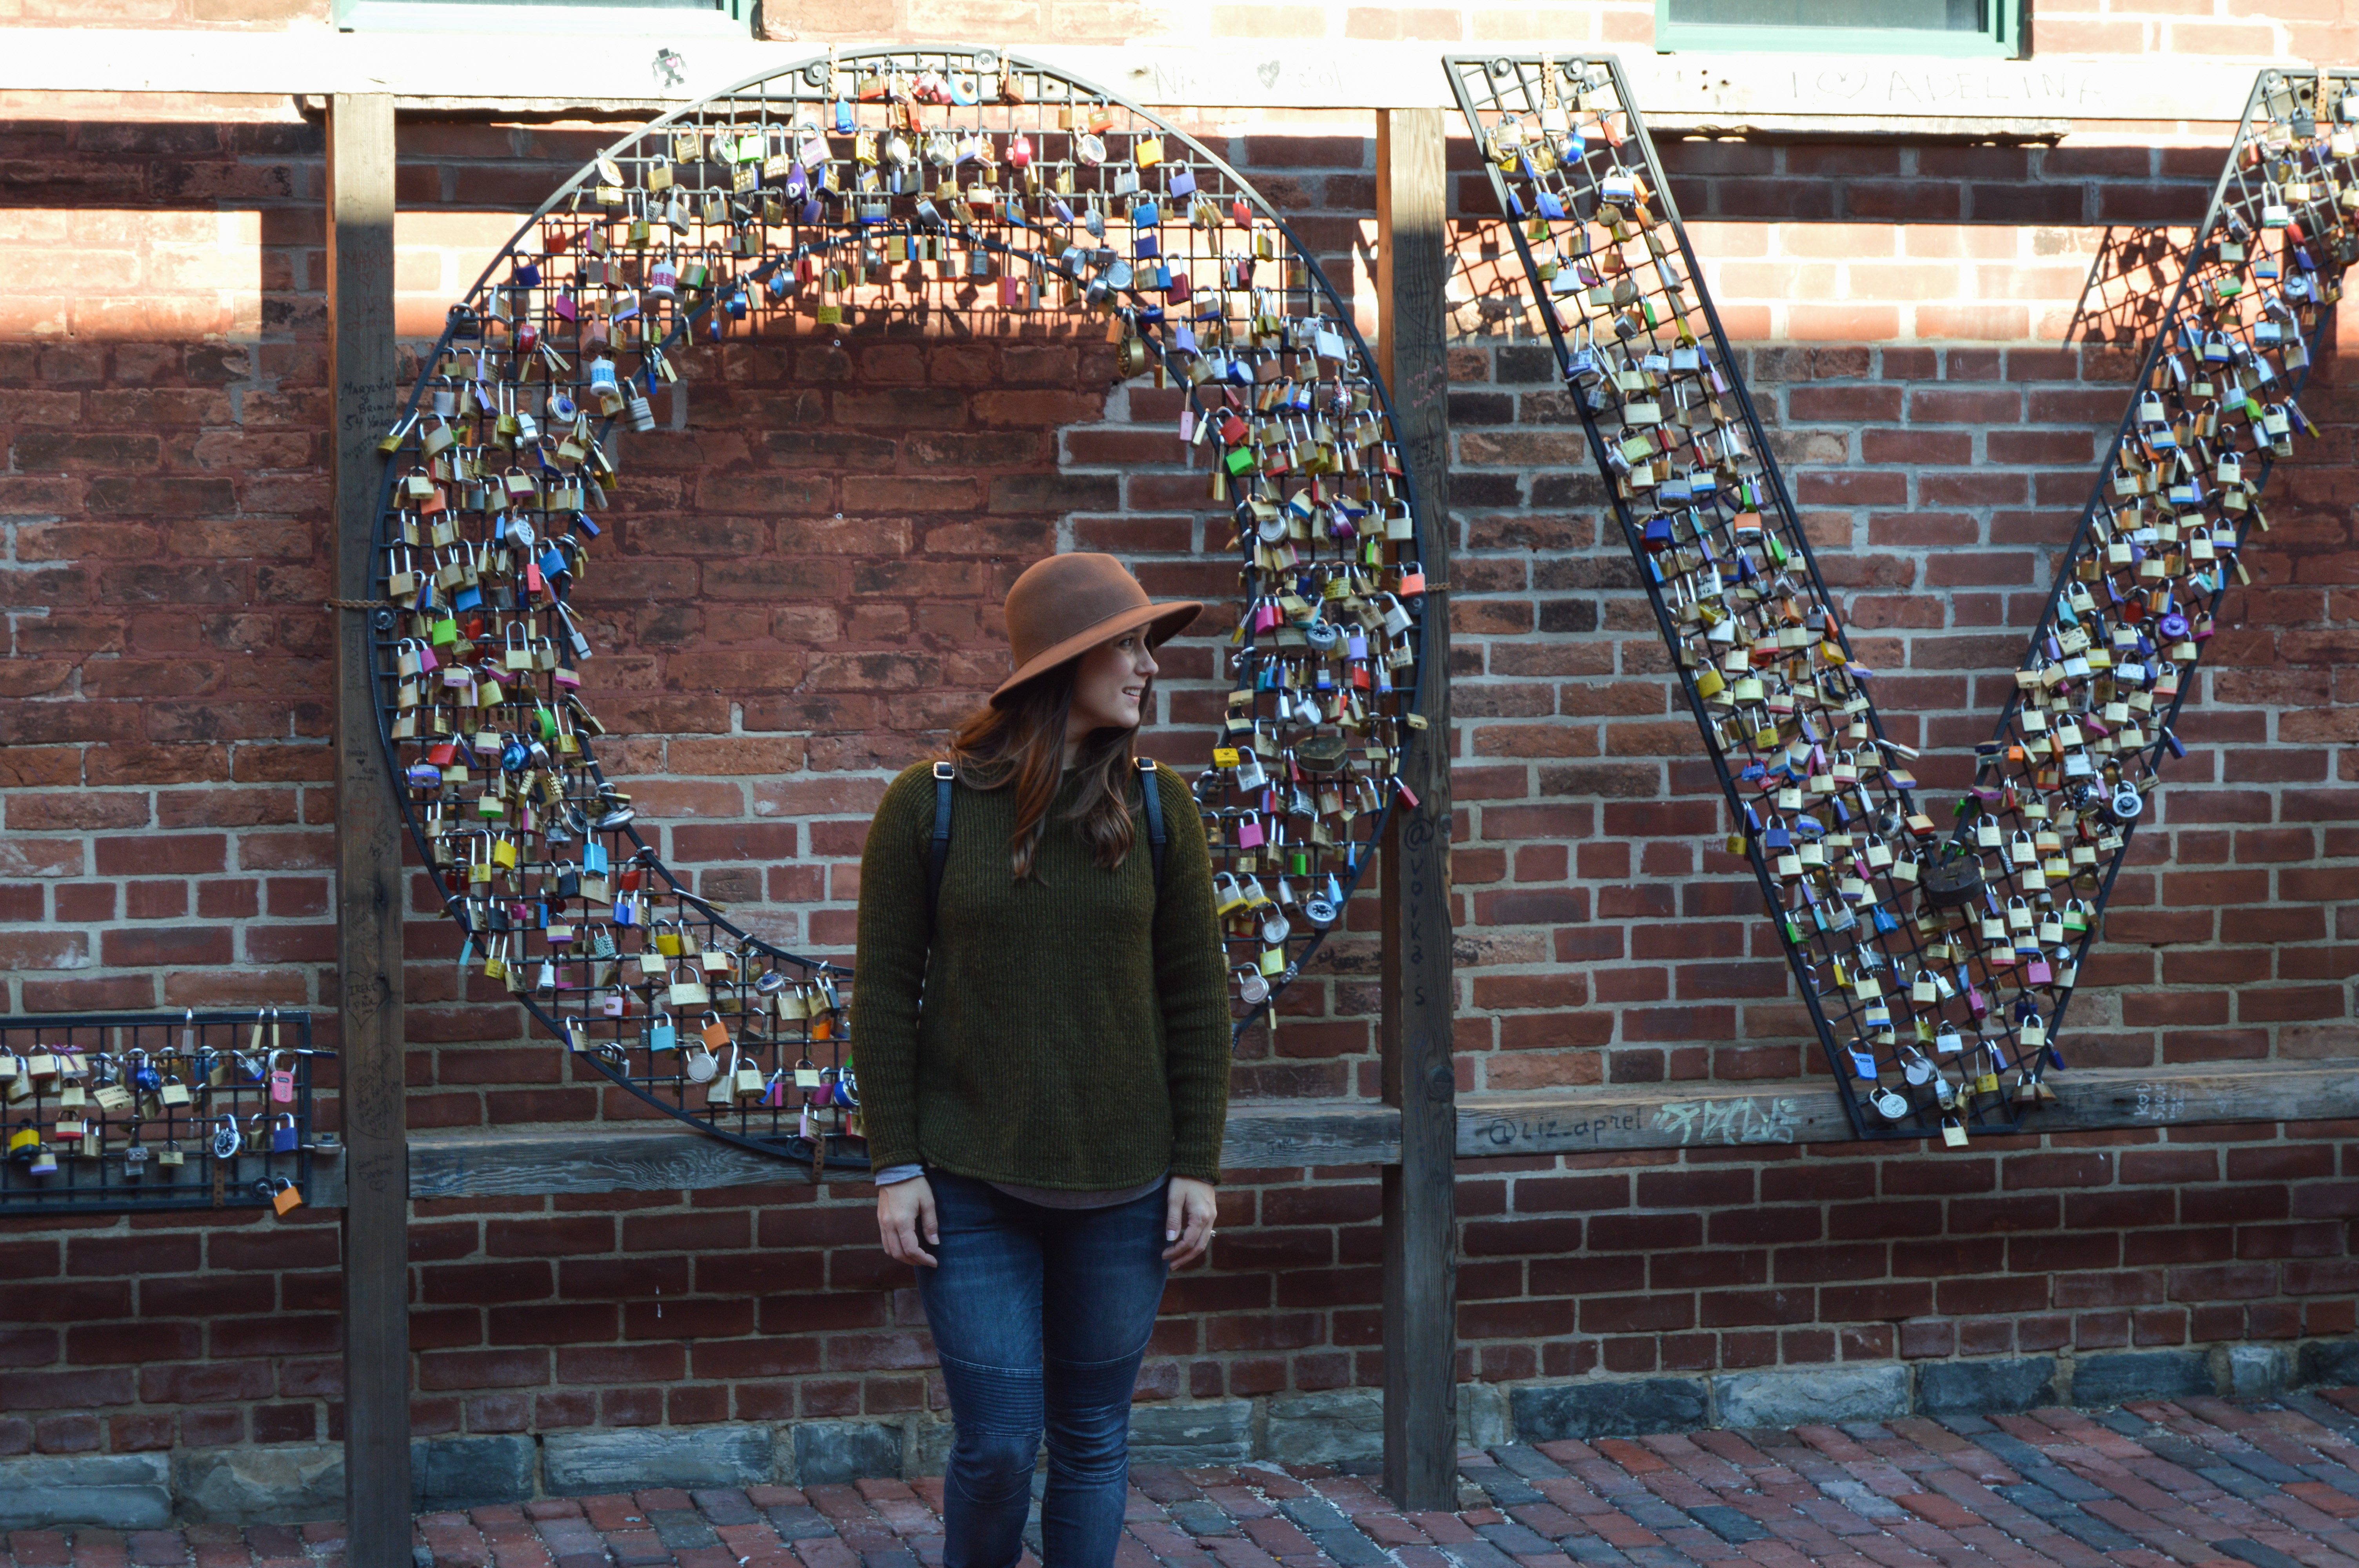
[1235,817,1266,850]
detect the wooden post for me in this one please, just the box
[329,92,412,1565]
[1376,105,1458,1511]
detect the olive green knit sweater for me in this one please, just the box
[850,759,1232,1189]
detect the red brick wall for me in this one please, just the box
[0,79,2355,1470]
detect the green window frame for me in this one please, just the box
[334,0,750,36]
[1654,0,2021,58]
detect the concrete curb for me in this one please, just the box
[2,1336,2341,1526]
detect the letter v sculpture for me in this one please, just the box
[1444,56,2354,1140]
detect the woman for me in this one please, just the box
[851,551,1230,1568]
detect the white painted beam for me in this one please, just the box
[0,31,2260,126]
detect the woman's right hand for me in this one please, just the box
[878,1175,940,1268]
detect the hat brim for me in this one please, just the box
[989,599,1204,708]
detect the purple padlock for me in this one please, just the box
[2158,612,2190,641]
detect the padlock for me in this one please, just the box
[211,1116,242,1161]
[271,1176,304,1217]
[271,1114,299,1154]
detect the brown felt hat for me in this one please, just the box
[991,552,1203,707]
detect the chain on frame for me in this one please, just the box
[371,45,1435,1169]
[0,1011,328,1216]
[1445,55,2359,1142]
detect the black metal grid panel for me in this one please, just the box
[1444,56,2353,1142]
[372,47,1432,1169]
[0,1011,326,1215]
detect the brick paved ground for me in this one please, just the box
[13,1391,2359,1568]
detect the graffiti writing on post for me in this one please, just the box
[1652,1097,1804,1147]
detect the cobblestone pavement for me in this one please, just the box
[13,1391,2359,1568]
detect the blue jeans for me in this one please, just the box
[917,1171,1169,1568]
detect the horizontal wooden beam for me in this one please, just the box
[1457,1060,2359,1159]
[0,32,2246,126]
[401,1058,2359,1197]
[408,1099,1402,1199]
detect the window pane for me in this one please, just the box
[1665,0,1982,28]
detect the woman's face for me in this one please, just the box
[1067,628,1158,737]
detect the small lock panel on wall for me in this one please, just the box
[0,1011,331,1218]
[372,47,1436,1169]
[1445,54,2354,1143]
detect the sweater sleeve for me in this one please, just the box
[849,763,937,1172]
[1150,763,1233,1183]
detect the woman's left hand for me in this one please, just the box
[1163,1176,1218,1267]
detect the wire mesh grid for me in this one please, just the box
[372,47,1431,1169]
[1444,55,2354,1141]
[0,1011,327,1215]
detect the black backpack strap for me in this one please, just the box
[1138,757,1167,894]
[929,761,956,918]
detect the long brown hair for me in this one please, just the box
[945,660,1145,881]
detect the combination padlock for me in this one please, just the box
[211,1116,242,1161]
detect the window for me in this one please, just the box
[335,0,751,37]
[1655,0,2020,58]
